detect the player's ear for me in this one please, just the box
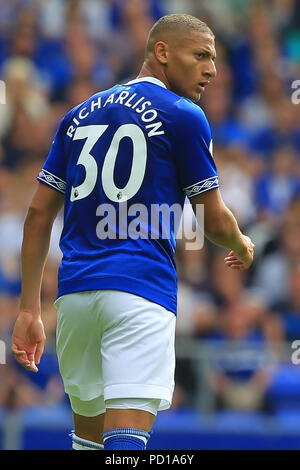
[154,41,168,65]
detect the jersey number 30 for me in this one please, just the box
[70,124,147,203]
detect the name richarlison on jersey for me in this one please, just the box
[66,89,165,139]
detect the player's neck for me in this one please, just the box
[137,62,170,91]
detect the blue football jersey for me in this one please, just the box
[37,77,219,314]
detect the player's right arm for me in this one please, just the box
[171,101,254,270]
[191,187,255,270]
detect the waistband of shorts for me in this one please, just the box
[56,276,177,314]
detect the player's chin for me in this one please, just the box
[189,91,202,103]
[181,86,201,102]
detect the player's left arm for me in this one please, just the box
[12,183,64,372]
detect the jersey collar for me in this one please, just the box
[124,77,167,89]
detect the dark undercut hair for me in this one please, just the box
[145,13,214,56]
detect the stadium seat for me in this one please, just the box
[265,364,300,411]
[274,410,300,433]
[213,411,267,433]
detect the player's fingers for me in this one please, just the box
[27,350,35,361]
[12,352,28,363]
[26,350,39,372]
[13,354,31,367]
[27,362,38,372]
[11,345,27,356]
[35,342,44,365]
[12,349,28,363]
[13,353,38,372]
[227,251,234,257]
[22,361,38,372]
[225,259,244,266]
[11,346,35,369]
[228,263,246,270]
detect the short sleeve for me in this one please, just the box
[37,117,67,194]
[172,101,219,199]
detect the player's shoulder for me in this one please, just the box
[168,97,211,143]
[173,97,209,128]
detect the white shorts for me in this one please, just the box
[55,290,176,411]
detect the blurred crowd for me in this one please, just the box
[0,0,300,418]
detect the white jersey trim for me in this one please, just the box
[183,175,219,198]
[124,77,167,89]
[37,168,66,194]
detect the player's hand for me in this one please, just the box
[11,311,46,373]
[224,235,255,271]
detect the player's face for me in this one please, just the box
[166,31,217,102]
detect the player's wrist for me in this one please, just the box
[234,238,249,258]
[19,306,41,319]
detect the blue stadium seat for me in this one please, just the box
[274,410,300,433]
[22,404,73,450]
[266,364,300,411]
[22,403,73,427]
[153,409,210,432]
[213,411,266,433]
[0,407,6,450]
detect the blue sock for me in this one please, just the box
[103,428,150,450]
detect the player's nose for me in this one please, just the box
[203,60,217,80]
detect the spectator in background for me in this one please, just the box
[0,354,65,410]
[254,146,300,226]
[238,71,287,131]
[0,162,38,296]
[253,220,300,308]
[250,98,300,159]
[206,249,283,342]
[281,0,300,63]
[0,56,51,169]
[38,0,112,41]
[0,357,45,410]
[205,297,280,412]
[201,79,250,148]
[176,230,217,317]
[0,162,43,338]
[62,17,114,96]
[208,250,250,307]
[174,240,217,408]
[225,2,272,103]
[273,264,300,343]
[214,144,257,228]
[65,79,98,111]
[0,0,31,37]
[270,0,298,35]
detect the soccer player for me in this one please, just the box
[12,14,255,450]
